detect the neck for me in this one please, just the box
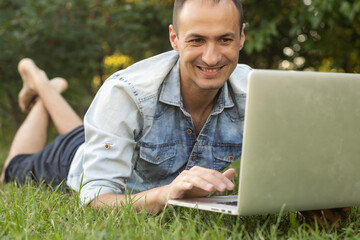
[182,86,219,114]
[181,84,220,135]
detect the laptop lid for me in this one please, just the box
[238,70,360,215]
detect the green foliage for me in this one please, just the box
[242,0,360,72]
[0,0,172,84]
[0,0,173,135]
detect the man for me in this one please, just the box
[1,0,351,227]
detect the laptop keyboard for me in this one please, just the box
[217,201,238,206]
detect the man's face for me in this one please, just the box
[169,0,245,91]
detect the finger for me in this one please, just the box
[222,169,235,190]
[190,167,234,191]
[167,180,194,200]
[182,174,216,192]
[223,168,236,180]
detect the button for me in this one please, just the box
[105,144,110,149]
[156,155,161,161]
[229,155,234,161]
[186,129,193,134]
[192,156,197,161]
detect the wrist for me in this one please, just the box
[155,185,169,207]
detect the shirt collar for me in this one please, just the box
[159,59,235,110]
[159,60,182,107]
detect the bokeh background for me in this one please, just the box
[1,0,359,145]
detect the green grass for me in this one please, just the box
[1,147,360,239]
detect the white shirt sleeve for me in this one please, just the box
[79,77,142,205]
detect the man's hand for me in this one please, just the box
[91,167,236,214]
[161,166,236,202]
[300,207,351,229]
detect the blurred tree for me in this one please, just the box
[0,0,173,134]
[242,0,360,73]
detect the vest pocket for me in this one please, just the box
[136,145,176,180]
[212,146,242,171]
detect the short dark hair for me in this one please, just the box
[172,0,244,34]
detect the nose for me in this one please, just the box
[201,43,221,66]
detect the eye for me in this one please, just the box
[220,38,233,44]
[188,38,205,45]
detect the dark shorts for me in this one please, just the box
[4,125,85,187]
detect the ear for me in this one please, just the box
[169,24,179,51]
[239,23,246,50]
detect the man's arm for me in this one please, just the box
[90,167,236,213]
[79,76,141,205]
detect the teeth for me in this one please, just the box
[200,67,221,72]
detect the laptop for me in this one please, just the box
[167,69,360,215]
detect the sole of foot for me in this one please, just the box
[18,58,46,113]
[24,77,69,111]
[50,77,68,93]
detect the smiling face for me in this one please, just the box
[169,0,245,92]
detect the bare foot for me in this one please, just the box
[26,77,69,110]
[18,58,48,113]
[50,77,68,93]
